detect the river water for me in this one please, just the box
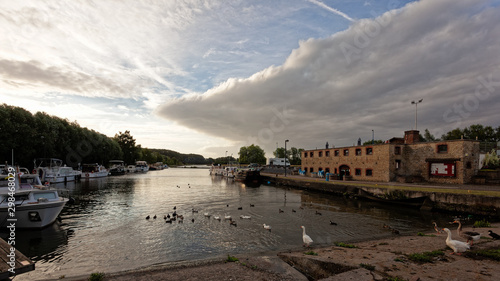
[5,168,458,280]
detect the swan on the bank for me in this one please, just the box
[301,226,313,247]
[263,224,271,231]
[453,220,481,245]
[443,228,469,255]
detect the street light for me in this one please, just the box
[284,139,289,177]
[225,151,228,165]
[411,99,423,130]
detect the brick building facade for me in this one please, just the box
[301,130,480,184]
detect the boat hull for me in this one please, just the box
[0,199,68,228]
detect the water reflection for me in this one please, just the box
[15,168,460,280]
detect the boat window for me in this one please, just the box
[14,194,30,201]
[33,192,57,200]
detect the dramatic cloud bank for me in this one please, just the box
[158,0,500,153]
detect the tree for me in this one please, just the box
[362,140,384,145]
[273,146,303,165]
[238,144,266,164]
[421,128,437,142]
[114,131,139,165]
[273,147,285,158]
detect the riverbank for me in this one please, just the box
[261,172,500,216]
[63,223,500,281]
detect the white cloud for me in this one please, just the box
[157,0,500,155]
[307,0,355,22]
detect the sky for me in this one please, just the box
[1,0,500,159]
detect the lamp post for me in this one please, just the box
[225,151,228,165]
[411,99,423,130]
[284,139,289,177]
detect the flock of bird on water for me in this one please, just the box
[144,184,499,250]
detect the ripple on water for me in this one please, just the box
[14,168,455,280]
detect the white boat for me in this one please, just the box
[125,165,136,173]
[108,160,126,176]
[81,163,108,178]
[34,158,81,184]
[223,166,238,178]
[135,161,149,173]
[0,169,69,228]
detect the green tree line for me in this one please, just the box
[0,104,208,168]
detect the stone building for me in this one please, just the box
[301,130,480,184]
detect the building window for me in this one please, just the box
[334,150,340,156]
[366,169,373,176]
[303,167,307,173]
[395,160,401,169]
[343,149,349,156]
[325,151,330,157]
[355,148,362,156]
[319,151,323,157]
[355,168,362,176]
[366,147,373,155]
[334,168,338,174]
[309,167,314,173]
[304,152,307,158]
[437,144,448,153]
[395,146,401,155]
[325,168,330,173]
[466,161,472,169]
[310,152,314,157]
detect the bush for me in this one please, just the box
[473,219,491,228]
[226,255,239,262]
[304,251,318,256]
[88,272,105,281]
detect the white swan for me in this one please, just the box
[263,224,271,231]
[453,220,481,245]
[443,228,469,255]
[239,215,251,219]
[224,214,232,220]
[301,226,313,247]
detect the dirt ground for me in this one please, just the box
[65,223,500,281]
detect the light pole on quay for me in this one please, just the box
[284,139,289,177]
[411,99,423,130]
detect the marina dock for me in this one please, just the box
[0,238,34,280]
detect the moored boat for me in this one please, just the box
[135,161,149,173]
[81,163,108,178]
[235,168,261,183]
[108,160,126,176]
[34,158,81,184]
[0,169,69,228]
[358,189,429,208]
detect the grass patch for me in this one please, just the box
[334,242,358,248]
[417,232,436,237]
[473,219,491,228]
[304,250,318,256]
[407,250,444,263]
[394,257,405,262]
[88,272,105,281]
[359,263,375,270]
[226,255,239,262]
[464,249,500,261]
